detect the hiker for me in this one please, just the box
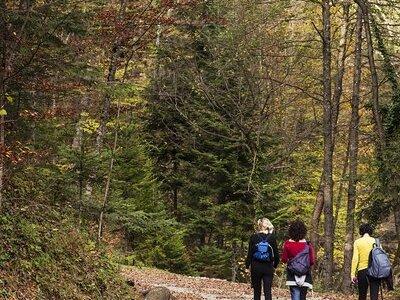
[281,220,315,300]
[246,218,280,300]
[351,223,392,300]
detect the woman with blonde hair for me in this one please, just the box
[246,218,280,300]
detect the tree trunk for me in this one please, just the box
[311,4,349,252]
[393,208,400,267]
[86,0,127,202]
[0,0,7,210]
[172,158,179,217]
[369,12,400,269]
[322,0,334,286]
[94,49,120,186]
[311,180,324,251]
[342,8,362,291]
[96,0,127,152]
[332,3,350,137]
[97,100,121,243]
[333,145,349,231]
[355,0,385,146]
[231,240,238,282]
[72,97,89,150]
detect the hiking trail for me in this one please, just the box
[121,267,349,300]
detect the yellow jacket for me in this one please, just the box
[351,234,376,278]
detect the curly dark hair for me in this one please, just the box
[288,220,307,241]
[359,223,373,236]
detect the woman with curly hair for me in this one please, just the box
[246,218,280,300]
[281,220,315,300]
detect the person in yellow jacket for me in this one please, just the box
[351,223,381,300]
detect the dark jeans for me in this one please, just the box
[290,286,308,300]
[251,262,274,300]
[357,269,381,300]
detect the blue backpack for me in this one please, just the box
[253,238,273,262]
[287,243,311,276]
[367,238,391,279]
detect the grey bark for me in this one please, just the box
[311,181,324,251]
[311,4,350,253]
[332,4,350,136]
[231,240,239,282]
[322,0,334,286]
[333,145,349,231]
[0,0,7,210]
[355,0,385,146]
[342,8,362,291]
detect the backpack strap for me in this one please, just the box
[305,241,311,250]
[374,238,381,248]
[269,242,275,259]
[256,235,267,244]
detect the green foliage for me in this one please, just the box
[0,203,132,299]
[192,245,231,278]
[145,0,301,279]
[5,0,400,293]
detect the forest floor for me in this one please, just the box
[121,266,358,300]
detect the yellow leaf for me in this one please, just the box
[6,94,13,103]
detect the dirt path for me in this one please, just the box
[121,267,333,300]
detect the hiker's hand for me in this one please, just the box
[351,277,358,284]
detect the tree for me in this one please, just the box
[342,7,362,290]
[321,0,334,285]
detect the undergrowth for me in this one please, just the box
[0,201,133,299]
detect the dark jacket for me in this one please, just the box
[246,232,280,269]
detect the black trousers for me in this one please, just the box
[357,269,381,300]
[251,262,274,300]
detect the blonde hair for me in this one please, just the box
[257,218,274,234]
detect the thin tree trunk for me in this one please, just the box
[355,0,385,146]
[72,96,88,224]
[72,97,88,150]
[311,5,349,251]
[333,144,349,231]
[311,180,324,250]
[332,3,350,136]
[0,0,7,210]
[86,0,127,201]
[97,100,121,243]
[90,50,121,202]
[78,139,84,225]
[231,240,238,282]
[172,157,179,217]
[96,0,127,152]
[342,8,362,291]
[322,0,334,286]
[393,208,400,266]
